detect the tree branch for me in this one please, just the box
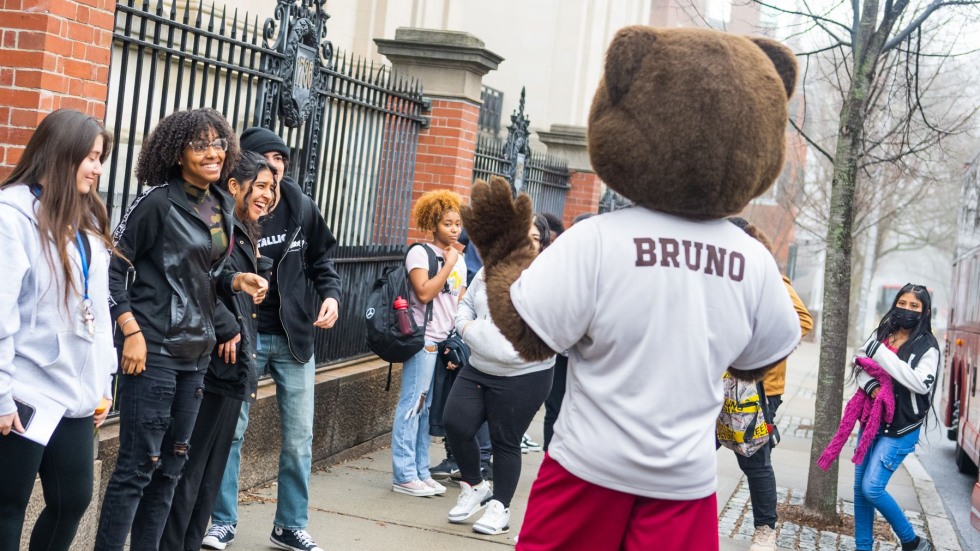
[883,1,980,52]
[790,118,835,163]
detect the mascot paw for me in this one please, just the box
[461,176,534,269]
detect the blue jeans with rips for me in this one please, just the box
[391,343,438,484]
[853,427,921,550]
[210,333,316,531]
[94,362,206,551]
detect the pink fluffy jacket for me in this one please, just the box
[817,355,896,470]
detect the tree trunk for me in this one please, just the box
[804,0,888,520]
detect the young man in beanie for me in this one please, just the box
[203,127,341,551]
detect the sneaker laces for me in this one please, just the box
[208,525,234,538]
[292,529,317,547]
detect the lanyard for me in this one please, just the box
[75,231,90,300]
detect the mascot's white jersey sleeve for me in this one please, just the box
[510,208,800,500]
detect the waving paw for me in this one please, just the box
[461,176,534,269]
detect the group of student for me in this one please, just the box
[0,108,340,551]
[0,107,942,551]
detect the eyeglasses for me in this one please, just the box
[187,138,229,154]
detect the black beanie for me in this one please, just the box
[239,127,290,161]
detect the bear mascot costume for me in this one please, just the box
[462,26,802,551]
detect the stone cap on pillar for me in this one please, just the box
[375,28,504,103]
[537,124,593,173]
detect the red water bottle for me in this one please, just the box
[394,296,413,335]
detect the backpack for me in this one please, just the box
[364,243,439,387]
[716,372,772,457]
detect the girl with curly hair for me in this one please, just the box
[391,190,467,497]
[95,108,267,551]
[0,109,116,551]
[162,151,278,550]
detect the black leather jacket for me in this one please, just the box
[108,177,237,365]
[207,221,263,401]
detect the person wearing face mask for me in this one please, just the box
[851,283,939,551]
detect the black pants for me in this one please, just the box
[542,354,567,451]
[736,394,782,528]
[0,415,94,551]
[96,362,207,551]
[443,365,553,508]
[161,391,243,551]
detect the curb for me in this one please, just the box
[905,452,963,551]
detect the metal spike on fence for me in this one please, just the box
[182,0,190,23]
[230,8,238,39]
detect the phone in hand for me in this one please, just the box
[14,399,35,432]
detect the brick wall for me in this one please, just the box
[562,170,602,229]
[407,98,480,243]
[0,0,114,177]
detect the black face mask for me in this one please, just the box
[890,307,921,329]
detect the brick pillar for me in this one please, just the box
[537,124,602,228]
[376,28,502,243]
[0,0,115,178]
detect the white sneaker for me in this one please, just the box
[448,480,492,523]
[422,478,447,495]
[748,525,776,551]
[473,499,510,535]
[521,433,542,453]
[392,479,437,497]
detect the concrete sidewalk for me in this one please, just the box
[222,341,960,550]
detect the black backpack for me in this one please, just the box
[364,243,439,387]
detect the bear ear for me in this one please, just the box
[603,26,658,104]
[749,37,798,99]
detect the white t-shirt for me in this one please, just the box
[406,242,467,343]
[510,208,801,500]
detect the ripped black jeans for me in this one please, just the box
[95,362,206,551]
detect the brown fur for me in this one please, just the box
[588,26,797,220]
[465,29,799,364]
[461,177,555,360]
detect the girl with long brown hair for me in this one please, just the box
[0,109,117,551]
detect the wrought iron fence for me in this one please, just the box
[103,0,427,371]
[472,88,569,217]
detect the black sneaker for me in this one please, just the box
[270,527,323,551]
[430,458,460,480]
[202,524,236,549]
[481,459,493,481]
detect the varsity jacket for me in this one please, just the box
[265,177,342,363]
[855,332,940,437]
[206,221,261,402]
[108,177,238,364]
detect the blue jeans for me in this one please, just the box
[211,333,315,531]
[392,343,438,483]
[854,427,921,550]
[95,363,206,551]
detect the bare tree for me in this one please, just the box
[750,0,980,522]
[679,0,980,523]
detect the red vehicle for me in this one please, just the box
[942,246,980,531]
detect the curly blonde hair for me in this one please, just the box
[413,189,462,233]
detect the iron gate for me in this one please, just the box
[472,87,569,218]
[103,0,428,365]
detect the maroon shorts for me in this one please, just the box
[516,454,719,551]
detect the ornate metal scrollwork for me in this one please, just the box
[503,87,531,195]
[260,0,334,128]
